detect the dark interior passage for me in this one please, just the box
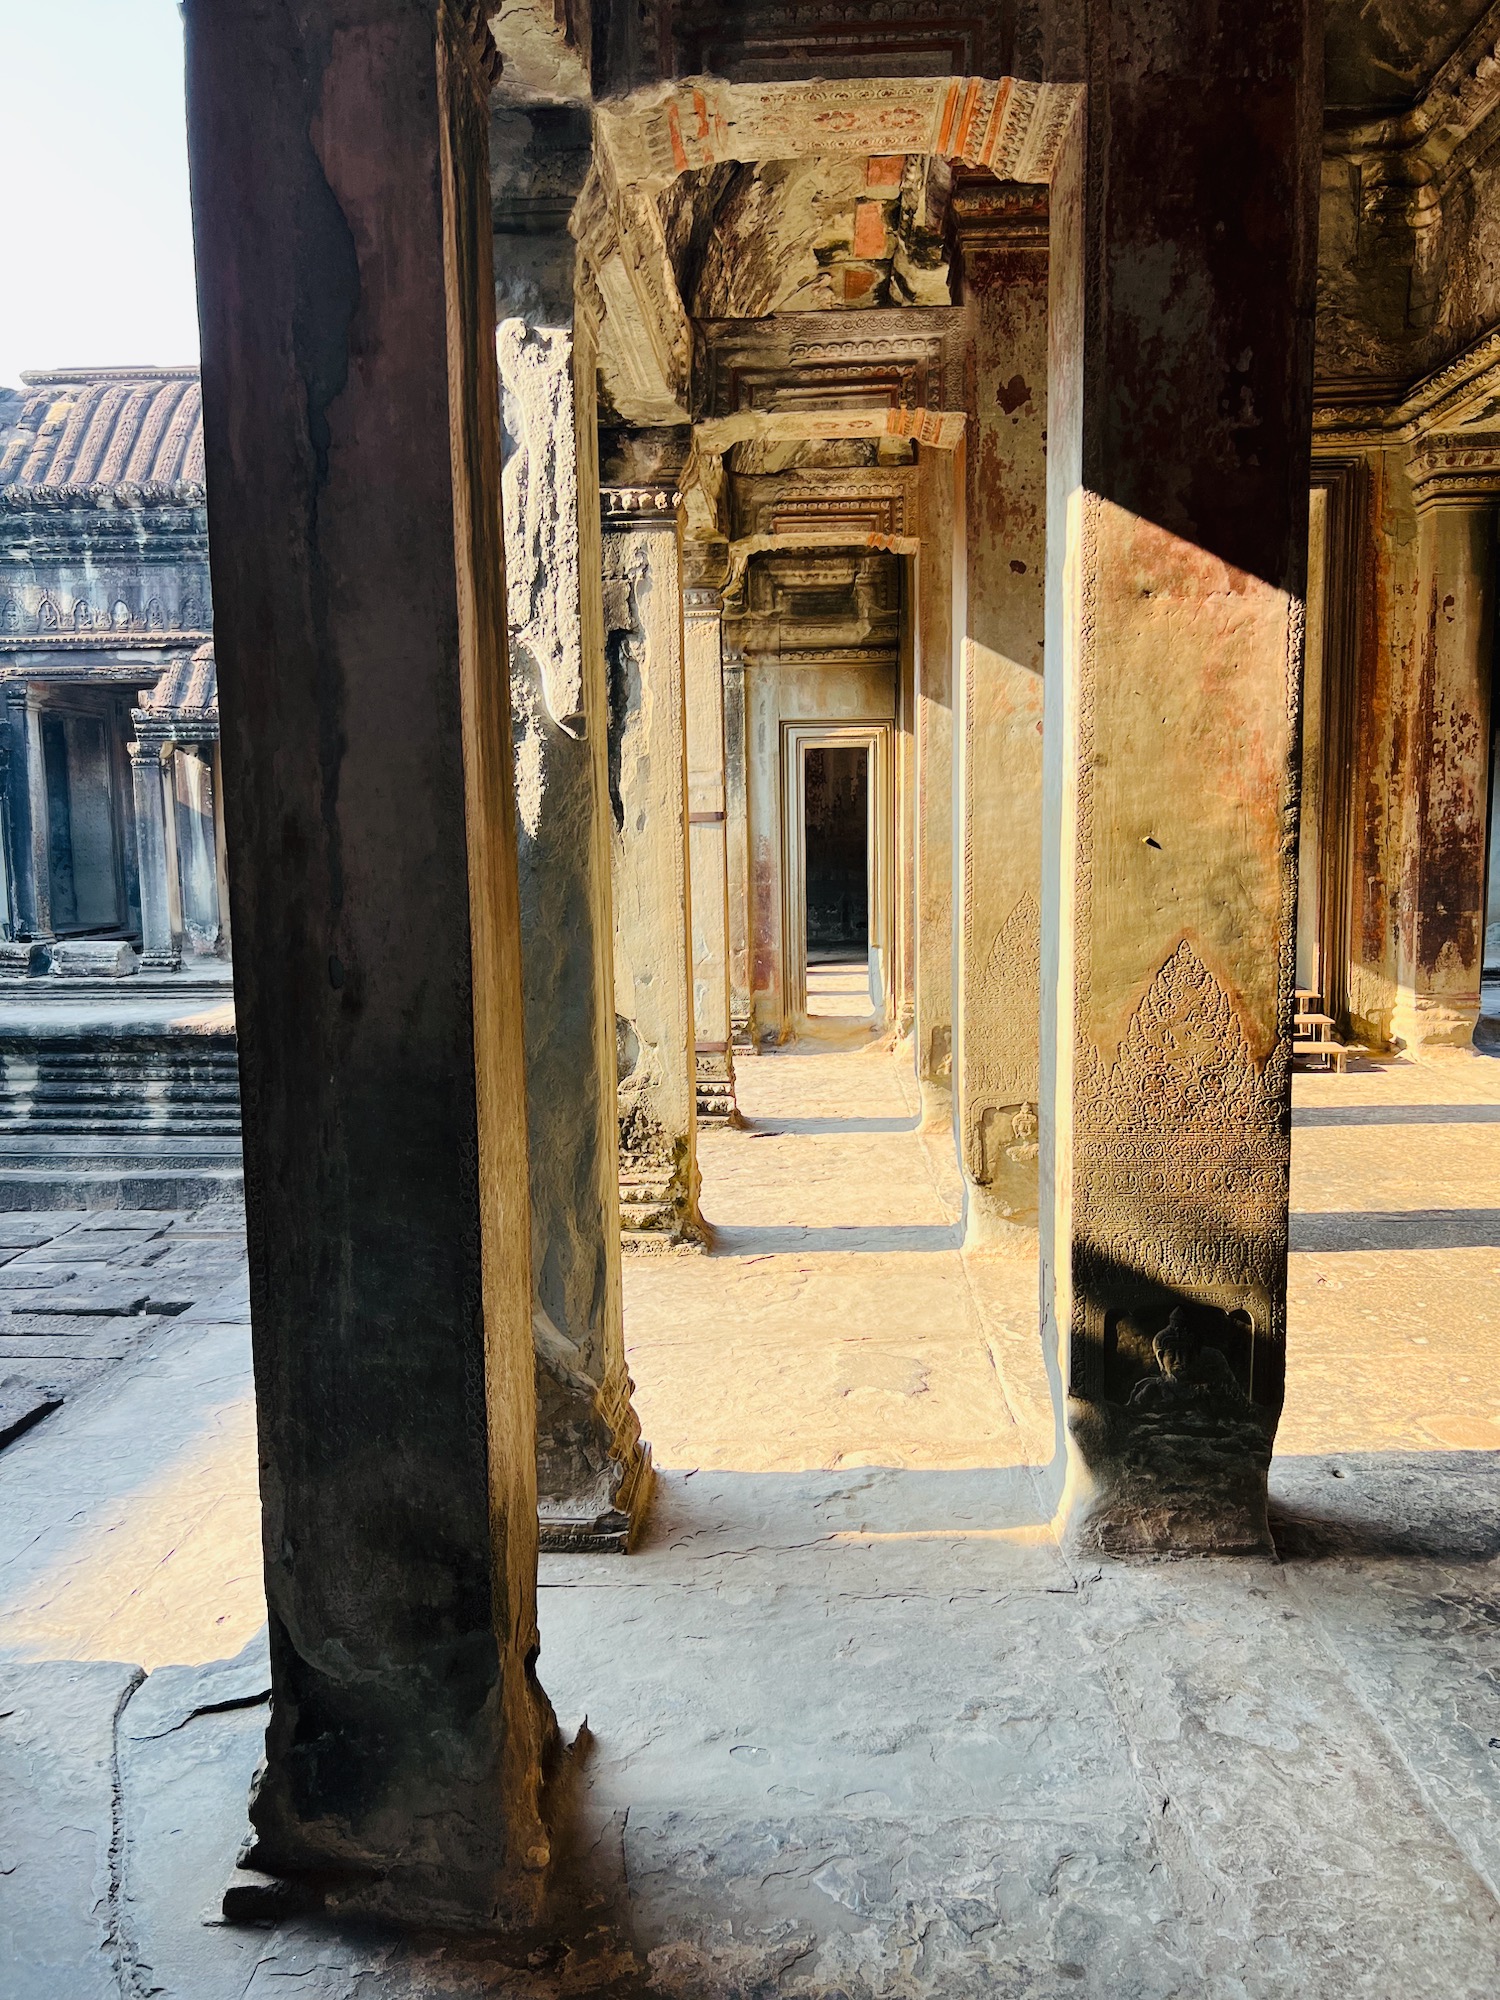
[804,745,868,954]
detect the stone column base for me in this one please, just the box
[695,1044,739,1124]
[539,1436,654,1553]
[619,1175,710,1252]
[1058,1397,1276,1558]
[1393,991,1482,1052]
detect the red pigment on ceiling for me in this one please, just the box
[852,203,888,258]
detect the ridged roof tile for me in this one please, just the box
[0,368,202,494]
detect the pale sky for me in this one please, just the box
[0,1,200,389]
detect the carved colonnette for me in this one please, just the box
[602,462,707,1247]
[682,573,738,1121]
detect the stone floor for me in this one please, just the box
[3,1039,1500,1994]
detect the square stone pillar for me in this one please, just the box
[1393,444,1500,1051]
[951,185,1048,1240]
[184,0,554,1920]
[1042,6,1320,1556]
[723,644,755,1054]
[499,304,651,1549]
[913,447,958,1128]
[127,736,182,969]
[683,576,738,1122]
[602,463,705,1249]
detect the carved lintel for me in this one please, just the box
[594,76,1082,197]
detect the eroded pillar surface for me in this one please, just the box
[683,576,738,1122]
[952,185,1048,1241]
[1393,447,1499,1051]
[496,148,650,1549]
[913,448,957,1128]
[1042,7,1319,1556]
[602,456,704,1248]
[184,0,553,1919]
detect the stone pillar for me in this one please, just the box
[683,577,738,1122]
[1,687,39,939]
[723,644,754,1054]
[128,737,181,969]
[951,185,1049,1246]
[913,448,957,1127]
[183,0,553,1920]
[175,741,224,952]
[498,296,651,1549]
[1042,7,1319,1556]
[1393,443,1500,1051]
[601,467,705,1248]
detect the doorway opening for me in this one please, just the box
[781,719,893,1034]
[804,744,869,1020]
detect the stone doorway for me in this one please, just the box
[780,719,893,1034]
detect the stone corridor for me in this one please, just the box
[4,1039,1500,1994]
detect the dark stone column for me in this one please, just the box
[1,686,41,940]
[1042,1,1320,1555]
[183,0,554,1922]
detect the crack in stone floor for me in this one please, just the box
[3,1040,1500,1993]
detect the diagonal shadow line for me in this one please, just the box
[711,1223,961,1257]
[1291,1209,1500,1252]
[1293,1104,1500,1127]
[744,1116,919,1136]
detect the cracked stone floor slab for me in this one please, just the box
[2,1042,1500,1993]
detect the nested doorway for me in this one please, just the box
[781,719,894,1032]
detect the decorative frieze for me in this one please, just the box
[1408,432,1500,509]
[594,75,1081,197]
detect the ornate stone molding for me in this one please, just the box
[600,484,681,520]
[1314,320,1500,449]
[1408,432,1500,509]
[573,151,691,427]
[698,307,961,421]
[594,76,1082,196]
[695,407,964,456]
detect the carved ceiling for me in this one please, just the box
[1324,0,1497,114]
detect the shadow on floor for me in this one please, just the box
[709,1222,962,1256]
[1293,1102,1500,1126]
[1289,1208,1500,1250]
[741,1114,919,1136]
[1270,1447,1500,1561]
